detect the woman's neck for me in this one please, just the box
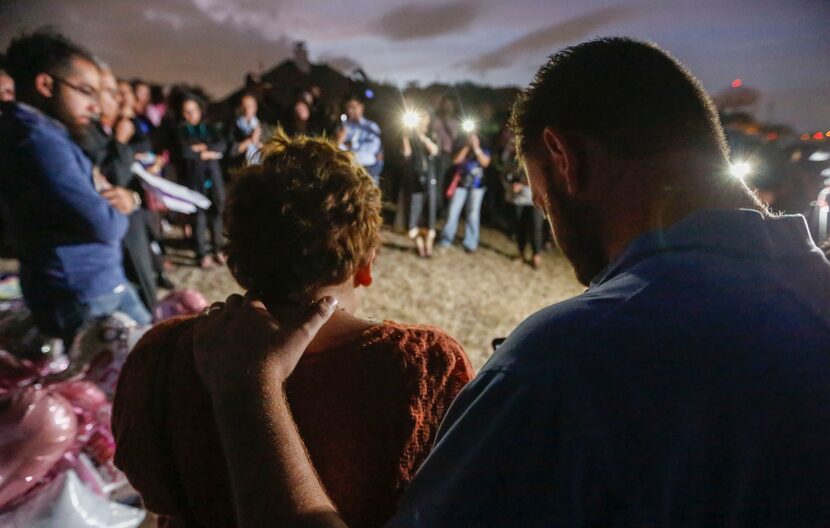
[259,285,377,354]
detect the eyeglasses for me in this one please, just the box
[52,75,99,99]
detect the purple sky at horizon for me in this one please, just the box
[2,0,829,132]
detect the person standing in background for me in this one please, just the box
[227,93,263,167]
[337,95,382,186]
[176,93,226,269]
[432,96,461,214]
[500,131,544,268]
[439,130,491,253]
[402,111,439,258]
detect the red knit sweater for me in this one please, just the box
[112,316,473,527]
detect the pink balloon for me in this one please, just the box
[54,381,108,413]
[68,313,149,397]
[0,388,78,508]
[154,289,209,321]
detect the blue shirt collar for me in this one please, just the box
[590,209,821,288]
[15,101,69,134]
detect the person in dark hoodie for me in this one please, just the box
[0,30,150,342]
[75,66,157,313]
[175,92,226,268]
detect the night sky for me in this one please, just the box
[2,0,829,132]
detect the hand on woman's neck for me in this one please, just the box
[259,282,375,354]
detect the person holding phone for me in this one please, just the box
[402,111,439,257]
[439,128,491,253]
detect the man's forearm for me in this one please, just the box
[211,379,348,528]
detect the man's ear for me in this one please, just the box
[542,128,579,196]
[354,249,376,288]
[34,73,55,99]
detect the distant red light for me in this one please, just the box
[766,132,778,141]
[800,133,810,140]
[731,79,743,88]
[813,132,824,140]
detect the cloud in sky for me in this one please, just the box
[374,1,483,41]
[317,53,364,74]
[0,0,295,98]
[465,4,647,72]
[1,0,828,130]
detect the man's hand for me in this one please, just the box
[92,167,112,191]
[251,125,262,144]
[200,150,222,161]
[192,294,338,400]
[101,186,138,214]
[191,143,208,153]
[114,117,135,144]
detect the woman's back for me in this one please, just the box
[113,315,472,528]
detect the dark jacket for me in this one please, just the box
[175,122,226,189]
[77,123,157,311]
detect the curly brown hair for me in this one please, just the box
[223,130,382,300]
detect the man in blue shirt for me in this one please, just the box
[0,30,151,342]
[337,95,382,185]
[188,38,830,526]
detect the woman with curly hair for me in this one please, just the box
[112,131,473,528]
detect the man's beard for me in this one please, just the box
[48,96,90,135]
[544,189,608,286]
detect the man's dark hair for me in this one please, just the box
[511,37,727,160]
[4,28,97,100]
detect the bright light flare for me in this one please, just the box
[462,119,476,133]
[402,110,421,129]
[729,161,752,179]
[809,150,830,162]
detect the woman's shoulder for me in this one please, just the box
[135,315,199,354]
[355,320,473,380]
[114,316,198,404]
[370,320,461,346]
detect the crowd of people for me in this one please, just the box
[1,26,830,528]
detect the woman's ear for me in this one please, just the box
[354,249,377,288]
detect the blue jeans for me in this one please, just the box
[440,187,486,251]
[365,163,383,187]
[86,283,152,325]
[31,283,152,343]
